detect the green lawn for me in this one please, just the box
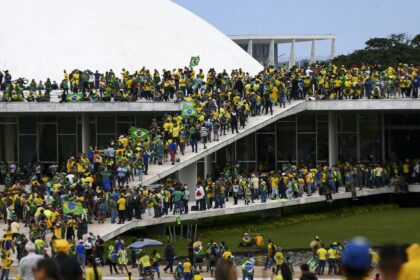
[118,206,420,256]
[164,207,420,255]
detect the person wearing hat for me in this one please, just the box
[342,238,372,280]
[54,239,83,280]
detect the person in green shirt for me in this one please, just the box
[172,188,183,214]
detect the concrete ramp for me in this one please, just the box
[137,100,306,187]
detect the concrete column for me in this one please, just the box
[247,39,253,56]
[330,38,336,60]
[81,114,90,153]
[289,39,296,69]
[203,154,213,179]
[4,124,16,162]
[310,39,316,64]
[328,112,337,167]
[178,162,197,201]
[268,39,275,66]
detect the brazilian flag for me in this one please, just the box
[181,103,198,117]
[63,200,84,215]
[66,92,84,102]
[130,127,149,140]
[189,56,200,68]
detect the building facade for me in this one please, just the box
[2,109,419,175]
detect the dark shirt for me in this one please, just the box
[55,253,83,280]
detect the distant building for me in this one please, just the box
[229,34,336,68]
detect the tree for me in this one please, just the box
[332,33,420,67]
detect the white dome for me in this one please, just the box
[0,0,262,81]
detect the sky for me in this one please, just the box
[174,0,420,60]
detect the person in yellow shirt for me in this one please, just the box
[85,257,103,280]
[193,271,203,280]
[1,252,13,280]
[327,245,337,275]
[138,253,152,275]
[116,196,126,224]
[316,244,327,275]
[222,247,233,260]
[183,258,192,280]
[274,248,284,275]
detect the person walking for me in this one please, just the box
[163,241,175,274]
[200,124,208,149]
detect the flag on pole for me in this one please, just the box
[66,92,84,102]
[181,103,198,117]
[189,56,200,68]
[130,127,149,140]
[63,200,84,215]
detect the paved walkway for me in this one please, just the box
[4,264,345,280]
[2,187,390,242]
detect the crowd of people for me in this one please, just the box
[1,231,419,280]
[0,63,419,280]
[0,63,419,102]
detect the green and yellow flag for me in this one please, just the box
[63,200,84,216]
[130,127,149,140]
[189,56,200,68]
[181,103,198,117]
[67,92,84,102]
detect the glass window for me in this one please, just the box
[257,134,276,171]
[386,113,420,126]
[360,122,381,162]
[19,135,37,164]
[214,143,235,173]
[386,129,420,161]
[117,122,134,137]
[197,162,204,183]
[97,116,115,134]
[298,113,316,132]
[317,122,328,161]
[58,116,76,134]
[338,133,357,162]
[97,135,114,148]
[38,116,56,122]
[58,135,76,163]
[19,116,37,134]
[238,162,256,174]
[337,114,357,132]
[77,124,82,154]
[258,122,275,133]
[38,124,57,161]
[117,116,135,122]
[236,133,255,161]
[298,133,316,164]
[277,122,296,161]
[317,114,328,122]
[278,115,296,122]
[90,123,96,147]
[0,124,17,162]
[0,116,17,123]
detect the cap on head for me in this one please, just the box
[343,237,371,270]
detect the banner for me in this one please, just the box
[66,92,84,102]
[189,56,200,68]
[130,127,149,140]
[63,200,84,215]
[181,103,198,117]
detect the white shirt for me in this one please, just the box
[195,186,204,200]
[19,252,44,280]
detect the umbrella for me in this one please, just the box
[127,238,163,249]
